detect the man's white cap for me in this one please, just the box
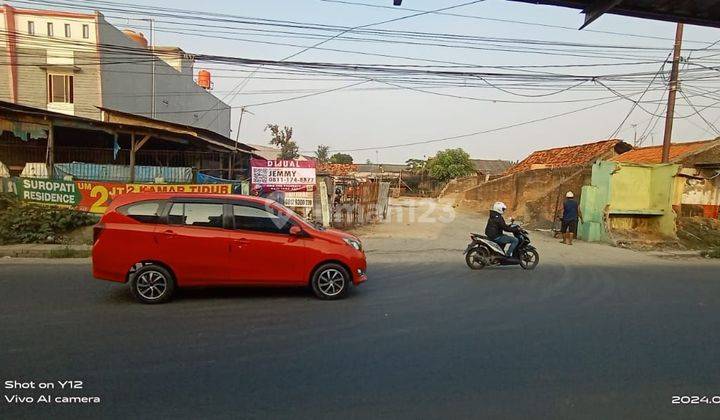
[566,191,574,198]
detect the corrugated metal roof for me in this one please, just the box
[246,144,311,161]
[54,162,193,183]
[508,0,720,29]
[611,139,720,164]
[355,163,407,173]
[471,159,514,175]
[0,101,254,153]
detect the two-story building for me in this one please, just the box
[0,4,230,137]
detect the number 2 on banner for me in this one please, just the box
[90,185,110,213]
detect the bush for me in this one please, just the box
[0,199,97,245]
[0,193,18,211]
[702,247,720,259]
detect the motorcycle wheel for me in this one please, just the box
[465,247,488,270]
[519,249,539,270]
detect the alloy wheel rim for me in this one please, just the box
[136,270,167,300]
[521,251,537,267]
[469,250,485,267]
[318,268,345,296]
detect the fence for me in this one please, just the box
[331,180,390,229]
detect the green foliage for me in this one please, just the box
[0,193,18,211]
[0,200,96,245]
[48,247,92,258]
[425,148,475,182]
[330,153,353,164]
[265,124,299,160]
[405,158,427,174]
[315,144,330,164]
[702,247,720,259]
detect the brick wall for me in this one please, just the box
[462,165,592,227]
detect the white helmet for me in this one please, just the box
[492,201,507,214]
[566,191,574,198]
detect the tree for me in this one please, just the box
[425,148,475,182]
[314,144,330,163]
[265,124,299,160]
[405,158,427,174]
[330,153,353,164]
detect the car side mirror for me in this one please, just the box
[289,226,303,236]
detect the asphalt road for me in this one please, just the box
[2,199,720,419]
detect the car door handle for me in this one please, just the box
[162,229,176,237]
[229,238,250,252]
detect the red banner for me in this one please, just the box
[251,159,316,192]
[74,181,231,214]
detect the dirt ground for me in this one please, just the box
[353,196,720,267]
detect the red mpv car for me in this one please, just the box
[92,193,367,303]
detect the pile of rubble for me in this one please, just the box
[677,217,720,249]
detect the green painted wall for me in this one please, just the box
[578,162,614,242]
[578,161,679,242]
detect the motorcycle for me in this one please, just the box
[464,224,539,270]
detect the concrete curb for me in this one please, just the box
[645,250,705,259]
[0,244,91,258]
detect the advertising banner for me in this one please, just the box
[251,159,316,192]
[284,192,314,208]
[15,178,81,206]
[13,178,232,214]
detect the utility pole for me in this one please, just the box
[234,107,254,145]
[661,22,684,163]
[632,123,638,146]
[235,107,246,145]
[150,18,155,119]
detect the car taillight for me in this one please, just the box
[93,223,105,243]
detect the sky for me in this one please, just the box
[19,0,720,163]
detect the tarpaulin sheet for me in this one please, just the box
[54,163,192,183]
[197,172,249,194]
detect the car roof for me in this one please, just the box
[107,192,275,212]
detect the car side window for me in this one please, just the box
[168,203,224,228]
[232,204,292,234]
[121,201,162,224]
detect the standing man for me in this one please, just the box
[560,191,582,245]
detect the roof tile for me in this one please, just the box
[507,139,624,174]
[611,139,719,164]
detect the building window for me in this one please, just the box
[47,22,54,37]
[27,21,35,35]
[82,24,89,39]
[64,23,71,37]
[47,74,74,103]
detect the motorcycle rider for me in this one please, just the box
[485,201,519,257]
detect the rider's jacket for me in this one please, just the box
[485,210,514,240]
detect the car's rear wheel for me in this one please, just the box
[130,264,175,304]
[311,263,350,300]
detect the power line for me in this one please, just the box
[319,0,715,46]
[315,97,628,152]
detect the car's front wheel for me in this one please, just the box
[311,263,350,300]
[130,264,176,304]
